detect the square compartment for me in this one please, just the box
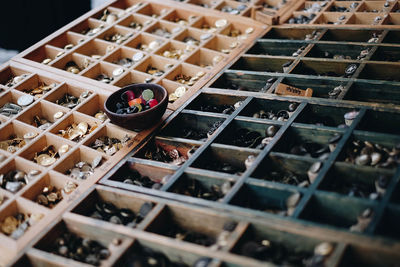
[53,147,106,180]
[22,173,78,209]
[136,3,171,18]
[0,90,34,118]
[49,112,102,143]
[155,41,196,61]
[16,101,68,129]
[24,45,64,65]
[103,46,146,69]
[0,157,45,194]
[114,71,155,87]
[118,13,155,31]
[0,121,41,154]
[14,74,60,99]
[135,55,175,77]
[50,53,95,75]
[82,62,126,84]
[76,92,110,121]
[45,83,92,109]
[19,134,74,167]
[295,104,354,127]
[185,48,226,69]
[47,32,86,50]
[74,39,116,59]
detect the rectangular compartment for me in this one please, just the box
[160,112,225,141]
[357,109,400,135]
[295,103,355,128]
[229,182,301,216]
[97,25,135,45]
[167,172,235,201]
[382,13,400,25]
[230,56,292,73]
[239,98,299,120]
[47,32,86,50]
[106,159,175,188]
[344,80,400,105]
[305,43,369,60]
[262,28,321,40]
[215,119,281,149]
[292,60,358,78]
[165,63,207,87]
[320,29,382,42]
[370,46,400,62]
[81,62,127,84]
[279,76,349,99]
[203,35,240,54]
[191,145,259,175]
[338,131,400,169]
[346,13,383,25]
[136,3,171,18]
[272,125,343,159]
[71,186,156,227]
[313,12,349,25]
[299,192,376,231]
[211,72,278,92]
[146,205,231,247]
[69,18,107,37]
[382,29,400,44]
[375,205,400,240]
[231,223,335,264]
[358,62,400,81]
[125,32,166,52]
[33,218,132,266]
[185,93,246,113]
[251,152,317,187]
[318,162,395,200]
[134,137,200,166]
[145,20,184,39]
[339,244,400,267]
[246,41,307,57]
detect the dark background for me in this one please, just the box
[0,0,91,51]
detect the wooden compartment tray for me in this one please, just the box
[12,0,267,111]
[9,185,400,266]
[283,0,400,27]
[0,61,169,265]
